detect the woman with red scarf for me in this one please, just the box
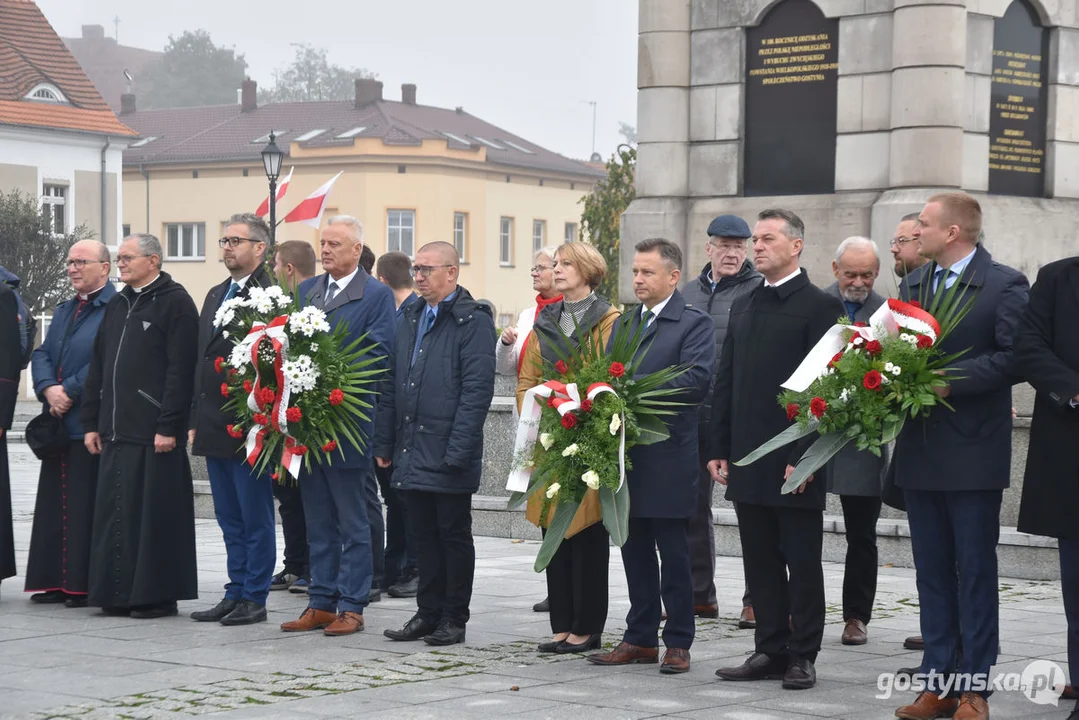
[496,247,563,381]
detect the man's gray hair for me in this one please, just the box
[900,212,920,223]
[128,233,163,263]
[326,215,365,245]
[226,213,270,246]
[835,236,880,264]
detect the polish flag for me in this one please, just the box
[283,172,343,228]
[255,166,293,217]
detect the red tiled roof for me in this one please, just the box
[0,0,135,136]
[121,98,605,179]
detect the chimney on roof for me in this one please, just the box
[354,78,383,108]
[82,25,105,40]
[402,84,417,106]
[120,93,136,115]
[241,79,257,113]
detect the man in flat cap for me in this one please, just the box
[681,215,760,626]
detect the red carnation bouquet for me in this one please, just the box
[215,284,384,481]
[506,320,691,571]
[738,281,974,494]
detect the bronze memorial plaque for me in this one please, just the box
[989,1,1048,197]
[744,0,839,197]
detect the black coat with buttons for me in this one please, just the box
[374,286,496,494]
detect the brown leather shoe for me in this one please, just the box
[904,635,925,651]
[660,648,690,674]
[694,604,719,619]
[586,641,658,666]
[895,690,960,720]
[280,608,337,632]
[323,611,364,636]
[952,693,988,720]
[841,618,868,646]
[738,605,756,629]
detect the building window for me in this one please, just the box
[42,185,66,235]
[453,212,468,262]
[532,220,546,253]
[498,312,513,328]
[122,224,130,238]
[387,209,415,256]
[500,217,513,266]
[165,223,206,260]
[565,222,577,243]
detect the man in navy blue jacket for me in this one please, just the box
[376,241,496,646]
[588,238,715,675]
[279,216,395,637]
[892,193,1028,720]
[24,240,115,606]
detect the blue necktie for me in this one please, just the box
[220,281,239,306]
[641,308,653,328]
[411,308,435,367]
[324,281,339,305]
[934,268,954,293]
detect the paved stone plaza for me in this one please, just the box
[0,442,1073,719]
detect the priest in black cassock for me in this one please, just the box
[708,209,844,690]
[81,233,199,618]
[25,240,116,607]
[0,281,20,592]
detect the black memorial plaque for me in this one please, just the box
[988,0,1048,197]
[743,0,839,197]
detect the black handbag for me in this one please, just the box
[25,411,69,460]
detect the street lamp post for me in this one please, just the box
[260,131,284,250]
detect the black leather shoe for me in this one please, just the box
[554,634,602,654]
[101,606,130,616]
[715,652,787,681]
[30,590,67,604]
[64,596,88,608]
[190,598,239,622]
[532,597,549,612]
[384,614,438,641]
[131,602,178,619]
[782,657,816,690]
[368,589,382,603]
[538,638,566,653]
[896,665,920,679]
[423,620,466,646]
[387,574,419,598]
[220,599,267,626]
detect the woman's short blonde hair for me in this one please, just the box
[555,241,607,290]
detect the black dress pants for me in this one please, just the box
[839,494,881,624]
[404,489,475,625]
[547,521,609,636]
[365,467,385,590]
[376,462,416,586]
[737,502,825,662]
[272,478,308,578]
[688,458,717,606]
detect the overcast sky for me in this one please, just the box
[38,0,639,162]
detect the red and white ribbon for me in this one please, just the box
[242,314,302,479]
[506,380,625,493]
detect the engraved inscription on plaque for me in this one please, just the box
[744,0,839,197]
[988,0,1048,197]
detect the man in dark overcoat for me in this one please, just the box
[823,236,888,646]
[892,192,1028,720]
[708,209,844,690]
[376,241,496,647]
[587,238,715,675]
[0,280,19,592]
[1013,257,1079,720]
[81,233,199,618]
[25,240,115,606]
[188,213,275,626]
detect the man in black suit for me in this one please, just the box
[1014,260,1079,720]
[708,209,844,690]
[188,213,275,626]
[892,193,1028,720]
[587,238,715,675]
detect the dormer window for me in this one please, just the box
[25,83,67,104]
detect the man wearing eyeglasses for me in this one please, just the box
[81,233,199,619]
[376,241,496,647]
[280,215,395,637]
[24,241,115,608]
[188,213,277,626]
[891,213,926,279]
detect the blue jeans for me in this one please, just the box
[905,488,1002,697]
[205,457,276,605]
[299,464,372,614]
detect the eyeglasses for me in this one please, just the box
[219,236,257,248]
[409,264,454,278]
[707,241,747,255]
[66,259,102,269]
[116,254,150,264]
[890,236,916,247]
[530,265,553,273]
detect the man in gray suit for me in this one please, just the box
[823,236,888,646]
